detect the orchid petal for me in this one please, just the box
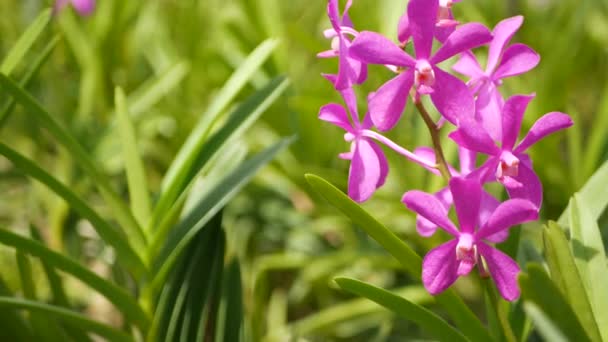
[478,192,510,243]
[319,103,353,132]
[369,70,414,131]
[494,43,541,79]
[369,140,389,188]
[450,177,482,234]
[449,117,501,155]
[397,11,411,44]
[416,187,452,237]
[402,190,459,236]
[477,198,538,240]
[422,240,460,295]
[431,23,493,64]
[475,82,504,142]
[335,40,359,90]
[477,242,521,301]
[327,0,341,31]
[349,31,416,67]
[407,0,438,59]
[430,67,475,124]
[458,146,476,175]
[501,94,535,150]
[348,139,383,202]
[505,157,543,207]
[452,51,484,79]
[487,16,523,72]
[71,0,95,15]
[413,147,441,176]
[514,112,574,153]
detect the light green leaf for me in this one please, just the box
[519,264,591,342]
[523,303,568,342]
[0,297,132,342]
[304,174,491,342]
[0,228,149,331]
[569,195,608,341]
[0,74,147,256]
[334,277,469,342]
[0,142,146,276]
[543,221,602,341]
[115,87,152,228]
[558,158,608,226]
[0,9,51,74]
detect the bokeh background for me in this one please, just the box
[0,0,607,340]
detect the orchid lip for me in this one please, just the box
[414,60,436,90]
[496,151,520,180]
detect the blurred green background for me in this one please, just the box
[0,0,607,340]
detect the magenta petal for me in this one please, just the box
[458,146,476,175]
[319,103,353,132]
[369,70,414,131]
[407,0,438,59]
[475,82,504,142]
[349,31,416,67]
[431,23,493,64]
[71,0,96,15]
[477,242,521,301]
[335,40,358,90]
[397,11,411,44]
[487,16,523,72]
[450,177,482,234]
[348,139,383,202]
[402,190,459,236]
[449,117,501,155]
[494,44,540,79]
[452,51,484,79]
[327,0,341,31]
[416,187,452,237]
[413,146,441,176]
[422,240,460,295]
[505,158,543,207]
[430,67,475,124]
[514,112,574,153]
[478,192,510,243]
[501,94,535,150]
[369,140,389,188]
[477,198,538,240]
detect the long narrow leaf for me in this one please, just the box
[214,258,243,342]
[0,297,132,342]
[0,142,146,275]
[0,9,51,74]
[115,87,152,228]
[0,228,149,330]
[335,277,469,342]
[558,158,608,226]
[523,303,568,342]
[0,74,147,254]
[0,277,33,341]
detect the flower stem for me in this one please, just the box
[361,130,438,170]
[413,100,452,180]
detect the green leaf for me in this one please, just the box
[569,195,608,342]
[0,228,149,331]
[145,136,293,300]
[519,264,591,342]
[558,158,608,226]
[0,277,33,341]
[304,174,491,342]
[0,9,51,75]
[0,297,133,342]
[115,87,152,228]
[214,258,243,342]
[0,142,146,276]
[0,74,147,255]
[334,277,469,342]
[523,303,568,342]
[150,76,289,235]
[543,221,602,341]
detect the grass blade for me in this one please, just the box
[0,228,149,331]
[558,158,608,226]
[0,74,147,254]
[0,297,132,342]
[0,142,146,276]
[335,277,469,342]
[0,9,51,75]
[0,277,33,341]
[214,258,243,342]
[523,303,568,342]
[115,87,152,228]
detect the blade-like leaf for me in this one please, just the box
[150,76,289,234]
[0,228,149,330]
[115,87,152,228]
[569,196,608,342]
[0,142,146,276]
[523,303,568,342]
[0,9,51,74]
[543,221,602,341]
[558,158,608,226]
[0,74,147,254]
[304,174,491,342]
[0,277,33,341]
[0,297,132,342]
[519,264,591,342]
[146,136,294,297]
[335,277,469,342]
[214,258,243,342]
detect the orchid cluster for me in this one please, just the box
[318,0,573,301]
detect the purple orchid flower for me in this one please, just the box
[349,0,491,131]
[318,0,367,90]
[55,0,96,16]
[402,177,538,301]
[398,0,463,44]
[453,16,540,141]
[449,94,573,207]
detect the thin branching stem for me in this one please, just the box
[413,99,452,181]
